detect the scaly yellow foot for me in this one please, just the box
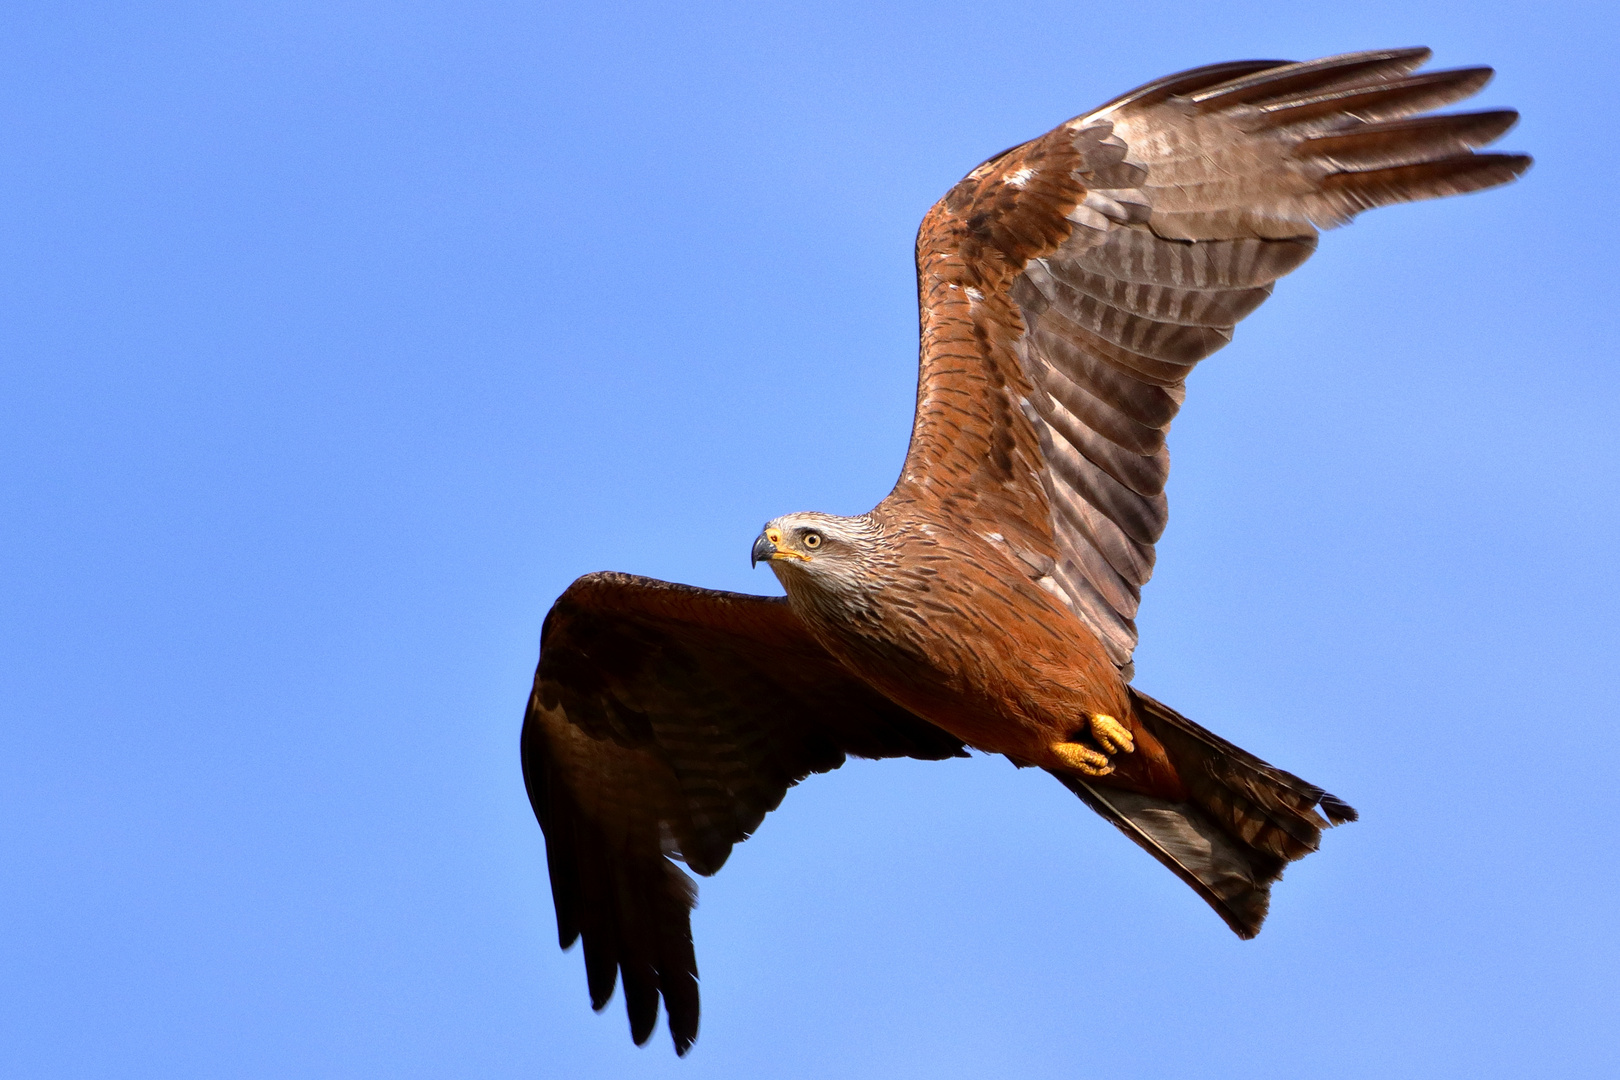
[1051,714,1136,777]
[1052,741,1113,776]
[1089,713,1135,756]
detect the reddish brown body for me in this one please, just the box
[779,514,1183,798]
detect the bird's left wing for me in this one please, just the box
[522,571,965,1054]
[888,48,1528,677]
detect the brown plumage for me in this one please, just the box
[522,48,1529,1054]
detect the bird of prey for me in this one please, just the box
[522,48,1529,1054]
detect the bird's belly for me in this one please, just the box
[811,601,1128,764]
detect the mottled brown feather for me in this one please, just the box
[892,47,1529,671]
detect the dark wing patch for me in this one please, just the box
[895,48,1529,675]
[523,572,964,1054]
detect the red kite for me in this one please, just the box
[523,48,1529,1054]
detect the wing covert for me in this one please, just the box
[522,572,964,1053]
[888,48,1529,675]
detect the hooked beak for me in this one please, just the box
[750,532,775,568]
[751,529,807,568]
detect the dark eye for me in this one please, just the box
[802,531,822,549]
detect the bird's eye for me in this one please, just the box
[803,531,822,549]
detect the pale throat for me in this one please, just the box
[773,551,887,633]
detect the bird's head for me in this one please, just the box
[750,512,882,595]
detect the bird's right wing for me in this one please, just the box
[522,572,964,1054]
[891,48,1529,676]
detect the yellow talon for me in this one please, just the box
[1089,714,1135,756]
[1051,714,1135,777]
[1052,741,1114,777]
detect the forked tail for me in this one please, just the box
[1048,688,1357,938]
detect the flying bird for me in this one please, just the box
[522,48,1529,1054]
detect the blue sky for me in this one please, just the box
[3,2,1617,1077]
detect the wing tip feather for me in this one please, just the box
[1319,793,1360,826]
[1188,47,1434,111]
[1094,58,1293,114]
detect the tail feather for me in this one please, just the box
[1050,773,1282,937]
[1050,688,1356,938]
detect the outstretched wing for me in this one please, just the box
[888,48,1530,676]
[522,572,965,1054]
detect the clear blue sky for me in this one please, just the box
[3,3,1616,1077]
